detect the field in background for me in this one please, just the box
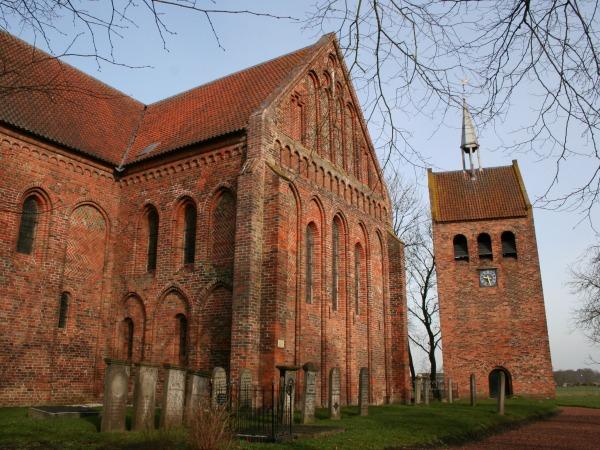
[556,386,600,408]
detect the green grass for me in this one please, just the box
[0,399,556,450]
[556,385,600,409]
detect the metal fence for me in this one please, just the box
[213,381,294,442]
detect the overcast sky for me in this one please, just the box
[8,0,599,371]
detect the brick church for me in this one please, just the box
[0,32,411,406]
[428,101,555,398]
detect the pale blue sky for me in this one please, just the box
[8,0,599,371]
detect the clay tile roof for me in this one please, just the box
[428,162,531,222]
[0,31,322,166]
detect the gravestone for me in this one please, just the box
[415,377,422,405]
[447,377,453,404]
[101,359,130,432]
[211,366,227,408]
[239,369,253,409]
[358,367,369,416]
[328,367,341,420]
[184,370,210,426]
[301,362,318,424]
[497,371,505,415]
[470,374,477,407]
[424,378,430,405]
[132,362,158,431]
[160,365,186,429]
[277,365,299,426]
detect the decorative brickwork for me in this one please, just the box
[0,33,410,406]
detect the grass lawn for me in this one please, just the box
[556,386,600,409]
[0,399,556,450]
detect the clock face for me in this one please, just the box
[479,269,497,287]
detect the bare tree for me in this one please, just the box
[307,1,600,220]
[386,172,440,392]
[571,243,600,344]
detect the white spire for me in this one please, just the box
[460,97,481,179]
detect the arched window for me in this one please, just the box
[176,314,188,365]
[501,231,517,258]
[57,292,69,328]
[453,234,469,261]
[147,208,159,272]
[306,224,314,304]
[332,220,340,311]
[354,244,362,315]
[17,196,39,254]
[477,233,493,260]
[124,318,134,360]
[183,204,197,265]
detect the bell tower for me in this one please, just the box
[427,101,555,398]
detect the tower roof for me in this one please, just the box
[461,98,479,153]
[428,161,531,223]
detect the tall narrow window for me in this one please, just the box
[501,231,517,258]
[177,314,188,365]
[332,220,339,311]
[147,208,159,272]
[57,292,69,328]
[453,234,469,261]
[477,233,493,260]
[124,318,134,360]
[354,244,361,315]
[17,196,39,254]
[306,225,314,304]
[183,204,197,265]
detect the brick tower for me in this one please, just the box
[427,100,554,398]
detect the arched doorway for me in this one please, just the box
[489,367,513,397]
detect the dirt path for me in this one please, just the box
[453,407,600,449]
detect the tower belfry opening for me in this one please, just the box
[461,98,481,179]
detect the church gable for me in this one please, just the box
[275,40,385,197]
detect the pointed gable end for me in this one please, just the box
[270,35,387,198]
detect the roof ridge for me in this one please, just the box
[146,41,320,108]
[0,31,144,108]
[431,164,514,175]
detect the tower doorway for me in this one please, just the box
[489,367,513,397]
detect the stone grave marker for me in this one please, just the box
[328,367,341,420]
[447,377,453,404]
[101,359,130,432]
[424,378,430,405]
[132,362,158,431]
[301,362,318,424]
[415,376,422,405]
[359,367,369,416]
[277,365,299,426]
[160,365,186,429]
[239,369,253,409]
[184,370,209,426]
[211,366,227,408]
[470,373,477,407]
[497,371,505,415]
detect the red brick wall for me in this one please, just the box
[433,214,555,398]
[0,40,410,407]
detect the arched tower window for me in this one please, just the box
[146,208,159,272]
[17,196,39,254]
[501,231,517,258]
[124,317,134,360]
[332,219,340,311]
[477,233,493,260]
[183,203,197,265]
[176,313,188,365]
[453,234,469,261]
[306,224,315,304]
[57,292,69,328]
